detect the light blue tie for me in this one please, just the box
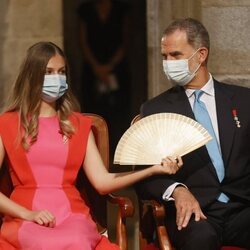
[193,90,229,203]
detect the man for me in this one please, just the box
[136,18,250,250]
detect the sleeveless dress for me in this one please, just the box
[0,112,120,250]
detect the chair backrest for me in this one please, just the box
[76,113,109,232]
[131,114,160,249]
[0,113,109,233]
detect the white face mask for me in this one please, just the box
[163,49,201,86]
[42,74,68,103]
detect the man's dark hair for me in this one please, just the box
[163,18,210,51]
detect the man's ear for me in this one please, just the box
[198,47,209,64]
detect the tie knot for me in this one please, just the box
[194,90,204,101]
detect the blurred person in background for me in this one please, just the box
[78,0,132,156]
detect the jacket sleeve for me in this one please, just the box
[135,174,176,202]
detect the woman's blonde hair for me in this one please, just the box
[4,41,80,150]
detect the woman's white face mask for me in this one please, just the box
[42,74,68,103]
[162,48,201,86]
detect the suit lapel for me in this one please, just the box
[163,86,194,118]
[214,80,236,166]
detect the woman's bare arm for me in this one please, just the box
[83,131,182,195]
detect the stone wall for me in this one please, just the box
[146,0,250,98]
[0,0,63,109]
[147,0,171,98]
[202,0,250,87]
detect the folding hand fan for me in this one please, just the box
[114,113,212,165]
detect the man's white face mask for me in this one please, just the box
[163,48,201,86]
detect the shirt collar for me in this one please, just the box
[185,73,214,98]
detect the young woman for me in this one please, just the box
[0,42,182,250]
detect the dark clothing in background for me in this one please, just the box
[78,1,131,155]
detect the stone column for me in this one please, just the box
[147,0,171,99]
[0,0,63,109]
[146,0,201,98]
[171,0,201,20]
[202,0,250,87]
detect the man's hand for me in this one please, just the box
[172,186,207,230]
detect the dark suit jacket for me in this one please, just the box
[135,79,250,208]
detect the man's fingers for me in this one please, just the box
[193,208,207,222]
[200,211,207,220]
[176,207,206,230]
[181,211,193,228]
[176,207,185,230]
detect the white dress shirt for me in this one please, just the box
[162,74,221,201]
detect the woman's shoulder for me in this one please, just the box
[69,112,92,127]
[0,111,18,124]
[0,112,18,135]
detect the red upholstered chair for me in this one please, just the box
[0,113,134,250]
[131,115,246,250]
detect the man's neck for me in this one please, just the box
[185,67,210,89]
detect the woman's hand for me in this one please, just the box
[23,209,56,228]
[152,156,183,175]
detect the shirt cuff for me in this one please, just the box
[162,182,187,201]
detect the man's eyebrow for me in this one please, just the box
[169,51,183,56]
[161,51,183,58]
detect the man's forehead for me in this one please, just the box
[162,29,187,42]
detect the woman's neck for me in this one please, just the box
[39,101,57,117]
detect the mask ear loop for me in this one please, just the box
[188,48,201,60]
[188,48,201,76]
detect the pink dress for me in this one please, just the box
[0,112,120,250]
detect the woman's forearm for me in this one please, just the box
[0,192,30,220]
[94,166,156,195]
